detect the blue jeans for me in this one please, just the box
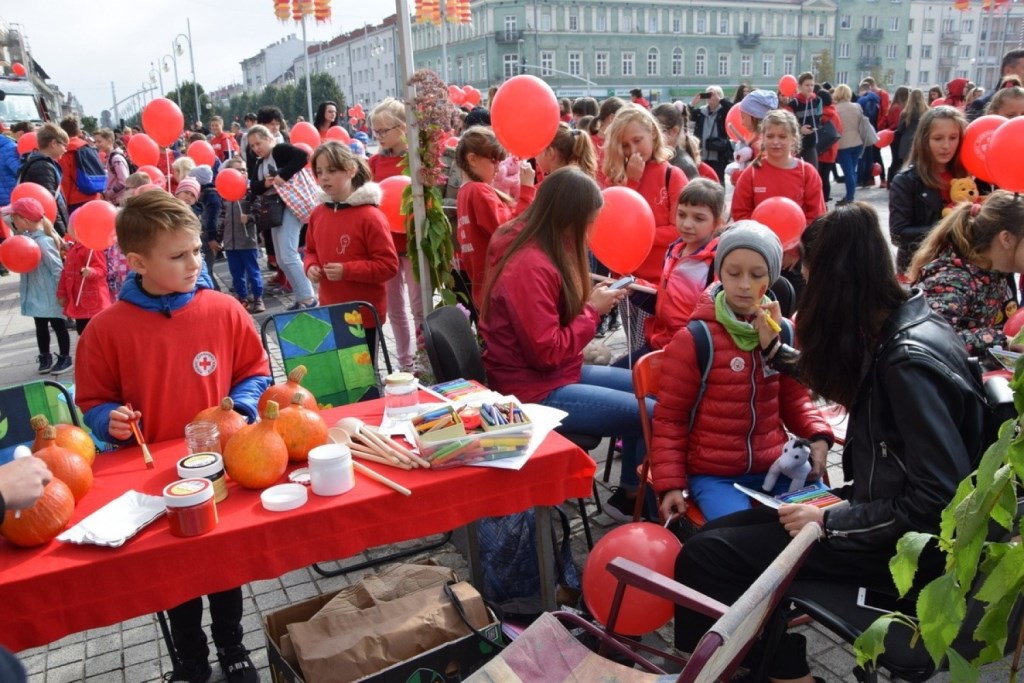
[541,365,650,488]
[688,471,829,521]
[226,249,264,299]
[272,207,315,302]
[836,146,862,201]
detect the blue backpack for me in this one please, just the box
[75,145,107,195]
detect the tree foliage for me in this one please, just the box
[80,116,98,134]
[814,49,835,86]
[166,81,212,128]
[216,73,346,126]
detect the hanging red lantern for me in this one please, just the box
[274,0,290,20]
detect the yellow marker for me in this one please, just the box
[765,313,782,333]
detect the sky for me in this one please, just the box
[3,0,395,117]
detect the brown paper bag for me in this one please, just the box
[289,581,490,682]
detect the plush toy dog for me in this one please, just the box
[763,437,812,492]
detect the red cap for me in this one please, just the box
[1,197,45,222]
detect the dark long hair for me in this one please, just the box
[797,203,908,407]
[482,167,603,326]
[314,101,341,131]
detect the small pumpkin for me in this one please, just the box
[34,426,93,503]
[276,392,329,462]
[258,366,318,415]
[223,400,289,489]
[192,397,248,451]
[1,479,75,547]
[30,415,96,467]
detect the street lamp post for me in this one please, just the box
[162,54,180,103]
[152,61,164,96]
[174,19,202,126]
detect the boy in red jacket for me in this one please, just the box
[57,117,101,212]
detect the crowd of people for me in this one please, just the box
[3,45,1024,681]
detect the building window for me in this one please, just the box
[569,14,579,31]
[504,15,517,38]
[818,19,827,36]
[839,14,851,29]
[596,51,609,76]
[672,48,684,76]
[923,19,935,32]
[961,45,971,58]
[718,53,730,77]
[503,53,517,78]
[942,18,955,32]
[919,70,929,83]
[741,54,752,77]
[569,51,582,76]
[648,14,658,33]
[622,51,634,77]
[887,44,898,59]
[922,45,932,59]
[540,13,551,32]
[906,44,912,59]
[540,50,554,77]
[889,17,900,31]
[672,14,681,33]
[719,15,729,34]
[695,48,706,76]
[468,58,475,82]
[837,70,848,84]
[762,53,774,77]
[838,42,850,59]
[480,54,486,80]
[622,13,632,33]
[963,19,974,32]
[862,16,878,29]
[696,15,706,34]
[783,55,795,74]
[595,12,606,32]
[648,47,660,76]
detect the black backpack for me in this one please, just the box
[74,145,107,194]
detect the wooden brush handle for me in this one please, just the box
[352,460,412,496]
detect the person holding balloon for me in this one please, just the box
[56,233,111,335]
[16,123,70,236]
[217,156,265,313]
[2,197,71,375]
[889,106,967,274]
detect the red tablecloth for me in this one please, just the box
[0,400,594,652]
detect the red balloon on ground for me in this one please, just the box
[590,187,656,274]
[582,523,680,636]
[491,75,561,158]
[0,234,42,273]
[778,75,798,98]
[961,115,1006,183]
[325,127,351,144]
[11,183,57,223]
[1006,308,1024,338]
[291,121,321,148]
[751,197,806,249]
[137,165,166,189]
[985,117,1024,192]
[187,140,216,167]
[71,201,118,251]
[726,104,752,142]
[127,133,160,167]
[379,176,411,234]
[142,98,185,147]
[215,168,248,202]
[16,131,37,156]
[12,62,26,77]
[875,129,895,148]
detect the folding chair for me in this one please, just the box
[0,380,83,462]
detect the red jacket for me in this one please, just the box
[208,132,239,160]
[59,137,102,206]
[697,162,719,183]
[879,103,903,132]
[817,104,843,164]
[481,243,600,403]
[369,153,407,253]
[731,160,826,226]
[649,287,833,493]
[303,183,399,324]
[646,237,718,350]
[57,241,112,319]
[456,181,535,309]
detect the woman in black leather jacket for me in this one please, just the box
[672,202,986,682]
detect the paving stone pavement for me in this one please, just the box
[2,181,1014,681]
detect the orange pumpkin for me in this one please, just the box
[223,400,289,489]
[258,366,318,415]
[34,427,93,503]
[276,392,329,462]
[1,479,75,547]
[30,415,96,466]
[192,397,248,451]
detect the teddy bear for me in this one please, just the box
[762,437,812,492]
[942,176,981,217]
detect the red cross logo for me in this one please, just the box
[193,351,217,377]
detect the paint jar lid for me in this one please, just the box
[177,453,224,479]
[164,478,214,508]
[260,483,308,512]
[385,372,416,386]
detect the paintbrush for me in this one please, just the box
[124,403,154,469]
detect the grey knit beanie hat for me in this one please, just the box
[714,220,783,284]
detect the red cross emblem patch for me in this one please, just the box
[193,351,217,377]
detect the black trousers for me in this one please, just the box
[34,317,70,356]
[166,587,245,663]
[818,161,835,202]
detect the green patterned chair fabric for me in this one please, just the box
[0,380,82,464]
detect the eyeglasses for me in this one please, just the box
[373,125,399,137]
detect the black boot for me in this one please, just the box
[216,645,258,683]
[36,353,53,374]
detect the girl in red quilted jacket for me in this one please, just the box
[651,221,833,522]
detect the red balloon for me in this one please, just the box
[778,74,798,98]
[875,129,895,148]
[582,523,680,636]
[961,115,1006,183]
[293,142,314,169]
[137,165,166,189]
[464,86,482,107]
[379,176,411,234]
[0,235,41,273]
[325,126,351,144]
[11,183,57,223]
[187,140,216,167]
[491,75,561,158]
[215,168,248,202]
[751,197,806,249]
[71,200,117,251]
[141,97,185,147]
[872,162,882,177]
[1005,308,1024,338]
[985,117,1024,192]
[589,187,656,274]
[726,104,753,143]
[444,136,459,149]
[348,117,359,127]
[291,121,320,148]
[11,62,26,77]
[126,133,160,167]
[16,131,37,156]
[447,85,466,106]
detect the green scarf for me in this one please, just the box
[714,289,769,351]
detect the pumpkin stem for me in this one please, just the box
[291,392,308,406]
[30,415,51,432]
[265,400,280,420]
[42,425,57,441]
[287,365,308,383]
[220,397,235,412]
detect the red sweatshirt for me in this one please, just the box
[481,243,600,403]
[303,183,399,324]
[618,161,688,282]
[59,137,102,206]
[208,132,239,160]
[57,241,112,319]
[369,153,407,253]
[456,181,535,309]
[730,160,826,226]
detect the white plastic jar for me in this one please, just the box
[307,443,355,496]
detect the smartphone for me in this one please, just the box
[608,275,636,291]
[856,587,916,616]
[698,92,712,99]
[267,169,279,178]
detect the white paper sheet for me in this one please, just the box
[57,490,166,548]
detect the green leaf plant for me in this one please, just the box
[854,346,1024,681]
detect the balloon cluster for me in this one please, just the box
[447,85,483,108]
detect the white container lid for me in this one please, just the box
[308,444,351,463]
[385,372,416,385]
[177,453,224,479]
[163,478,215,508]
[261,483,308,512]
